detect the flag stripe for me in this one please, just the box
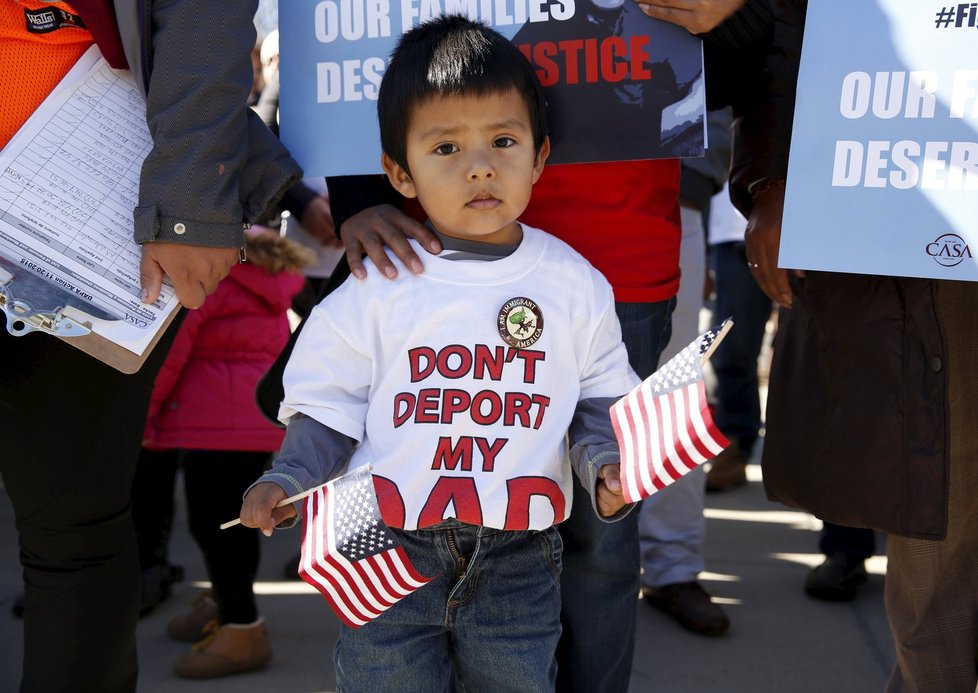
[657,392,683,482]
[672,386,707,471]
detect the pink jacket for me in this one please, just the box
[143,236,309,452]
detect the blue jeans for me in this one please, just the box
[555,299,674,693]
[335,520,563,693]
[711,241,772,455]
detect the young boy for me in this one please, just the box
[240,15,638,691]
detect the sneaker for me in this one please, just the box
[641,581,730,636]
[173,618,272,679]
[804,554,868,602]
[705,441,748,492]
[167,591,219,643]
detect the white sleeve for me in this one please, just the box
[278,296,373,441]
[578,272,640,400]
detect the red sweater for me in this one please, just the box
[143,263,304,452]
[522,158,681,304]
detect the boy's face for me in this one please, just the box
[383,88,549,245]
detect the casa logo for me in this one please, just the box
[497,297,544,348]
[925,233,973,267]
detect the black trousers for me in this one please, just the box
[0,324,175,693]
[133,449,269,624]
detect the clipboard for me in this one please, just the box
[0,46,182,373]
[0,253,179,373]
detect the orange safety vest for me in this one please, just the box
[0,1,93,148]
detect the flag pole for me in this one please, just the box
[219,485,321,530]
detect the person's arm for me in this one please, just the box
[326,175,440,280]
[569,398,633,520]
[680,108,733,210]
[240,414,356,535]
[730,0,806,308]
[130,0,301,308]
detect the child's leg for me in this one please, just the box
[182,450,270,624]
[448,526,562,692]
[333,525,457,693]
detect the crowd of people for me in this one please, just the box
[1,0,975,692]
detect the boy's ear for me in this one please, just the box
[382,152,417,198]
[531,136,550,184]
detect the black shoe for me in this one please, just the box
[804,554,868,602]
[641,581,730,636]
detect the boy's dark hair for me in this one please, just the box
[378,15,548,173]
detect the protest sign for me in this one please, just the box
[781,0,978,280]
[279,0,705,175]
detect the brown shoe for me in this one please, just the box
[641,581,730,636]
[173,619,272,679]
[167,591,219,643]
[705,441,748,492]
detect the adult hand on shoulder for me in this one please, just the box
[240,482,296,537]
[139,243,238,309]
[596,464,627,518]
[635,0,747,34]
[341,204,441,280]
[745,180,801,309]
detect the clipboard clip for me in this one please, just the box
[0,268,93,337]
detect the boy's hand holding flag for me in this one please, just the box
[234,465,432,628]
[611,320,733,504]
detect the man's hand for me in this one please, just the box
[596,464,628,518]
[340,204,441,280]
[239,482,296,537]
[745,181,801,309]
[635,0,747,34]
[139,242,238,309]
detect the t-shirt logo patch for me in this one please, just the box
[497,297,544,348]
[24,7,86,34]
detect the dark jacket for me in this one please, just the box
[101,0,302,249]
[730,0,950,540]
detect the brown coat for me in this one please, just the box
[731,0,950,540]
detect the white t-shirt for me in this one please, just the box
[707,182,748,246]
[281,225,638,531]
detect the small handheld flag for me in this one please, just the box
[298,465,432,628]
[611,321,733,504]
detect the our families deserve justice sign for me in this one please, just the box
[781,0,978,280]
[279,0,705,176]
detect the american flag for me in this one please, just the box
[298,465,432,628]
[611,322,732,504]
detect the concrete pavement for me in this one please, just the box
[0,451,893,692]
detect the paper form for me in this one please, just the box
[0,45,179,355]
